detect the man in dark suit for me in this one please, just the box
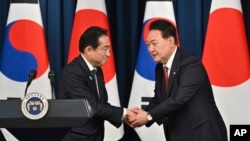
[129,20,228,141]
[58,26,133,141]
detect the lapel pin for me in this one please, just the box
[89,76,93,80]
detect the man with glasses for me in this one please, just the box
[58,26,133,141]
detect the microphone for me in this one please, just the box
[24,69,37,97]
[48,70,55,99]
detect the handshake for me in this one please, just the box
[123,107,151,128]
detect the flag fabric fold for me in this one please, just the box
[128,0,177,140]
[67,0,124,140]
[0,0,51,140]
[202,0,250,137]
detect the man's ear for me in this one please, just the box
[85,46,93,55]
[168,36,175,44]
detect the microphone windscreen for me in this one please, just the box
[29,69,37,78]
[48,70,55,79]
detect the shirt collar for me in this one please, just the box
[163,47,177,71]
[81,54,96,71]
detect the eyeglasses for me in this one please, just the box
[96,47,110,54]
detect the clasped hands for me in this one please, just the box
[123,107,150,128]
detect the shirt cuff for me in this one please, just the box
[121,108,127,120]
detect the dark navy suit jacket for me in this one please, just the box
[145,48,228,141]
[58,55,123,141]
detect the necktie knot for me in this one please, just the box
[163,66,168,73]
[91,69,97,75]
[163,66,168,78]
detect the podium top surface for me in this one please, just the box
[0,99,91,128]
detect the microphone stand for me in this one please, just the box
[24,70,37,97]
[48,70,55,99]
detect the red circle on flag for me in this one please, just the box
[202,8,250,87]
[68,9,115,83]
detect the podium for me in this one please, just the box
[0,99,92,141]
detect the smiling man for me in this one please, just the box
[129,20,228,141]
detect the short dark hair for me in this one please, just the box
[149,20,178,45]
[79,26,108,52]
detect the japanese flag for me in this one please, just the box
[67,0,124,140]
[202,0,250,137]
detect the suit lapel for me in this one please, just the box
[166,48,180,98]
[78,56,100,100]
